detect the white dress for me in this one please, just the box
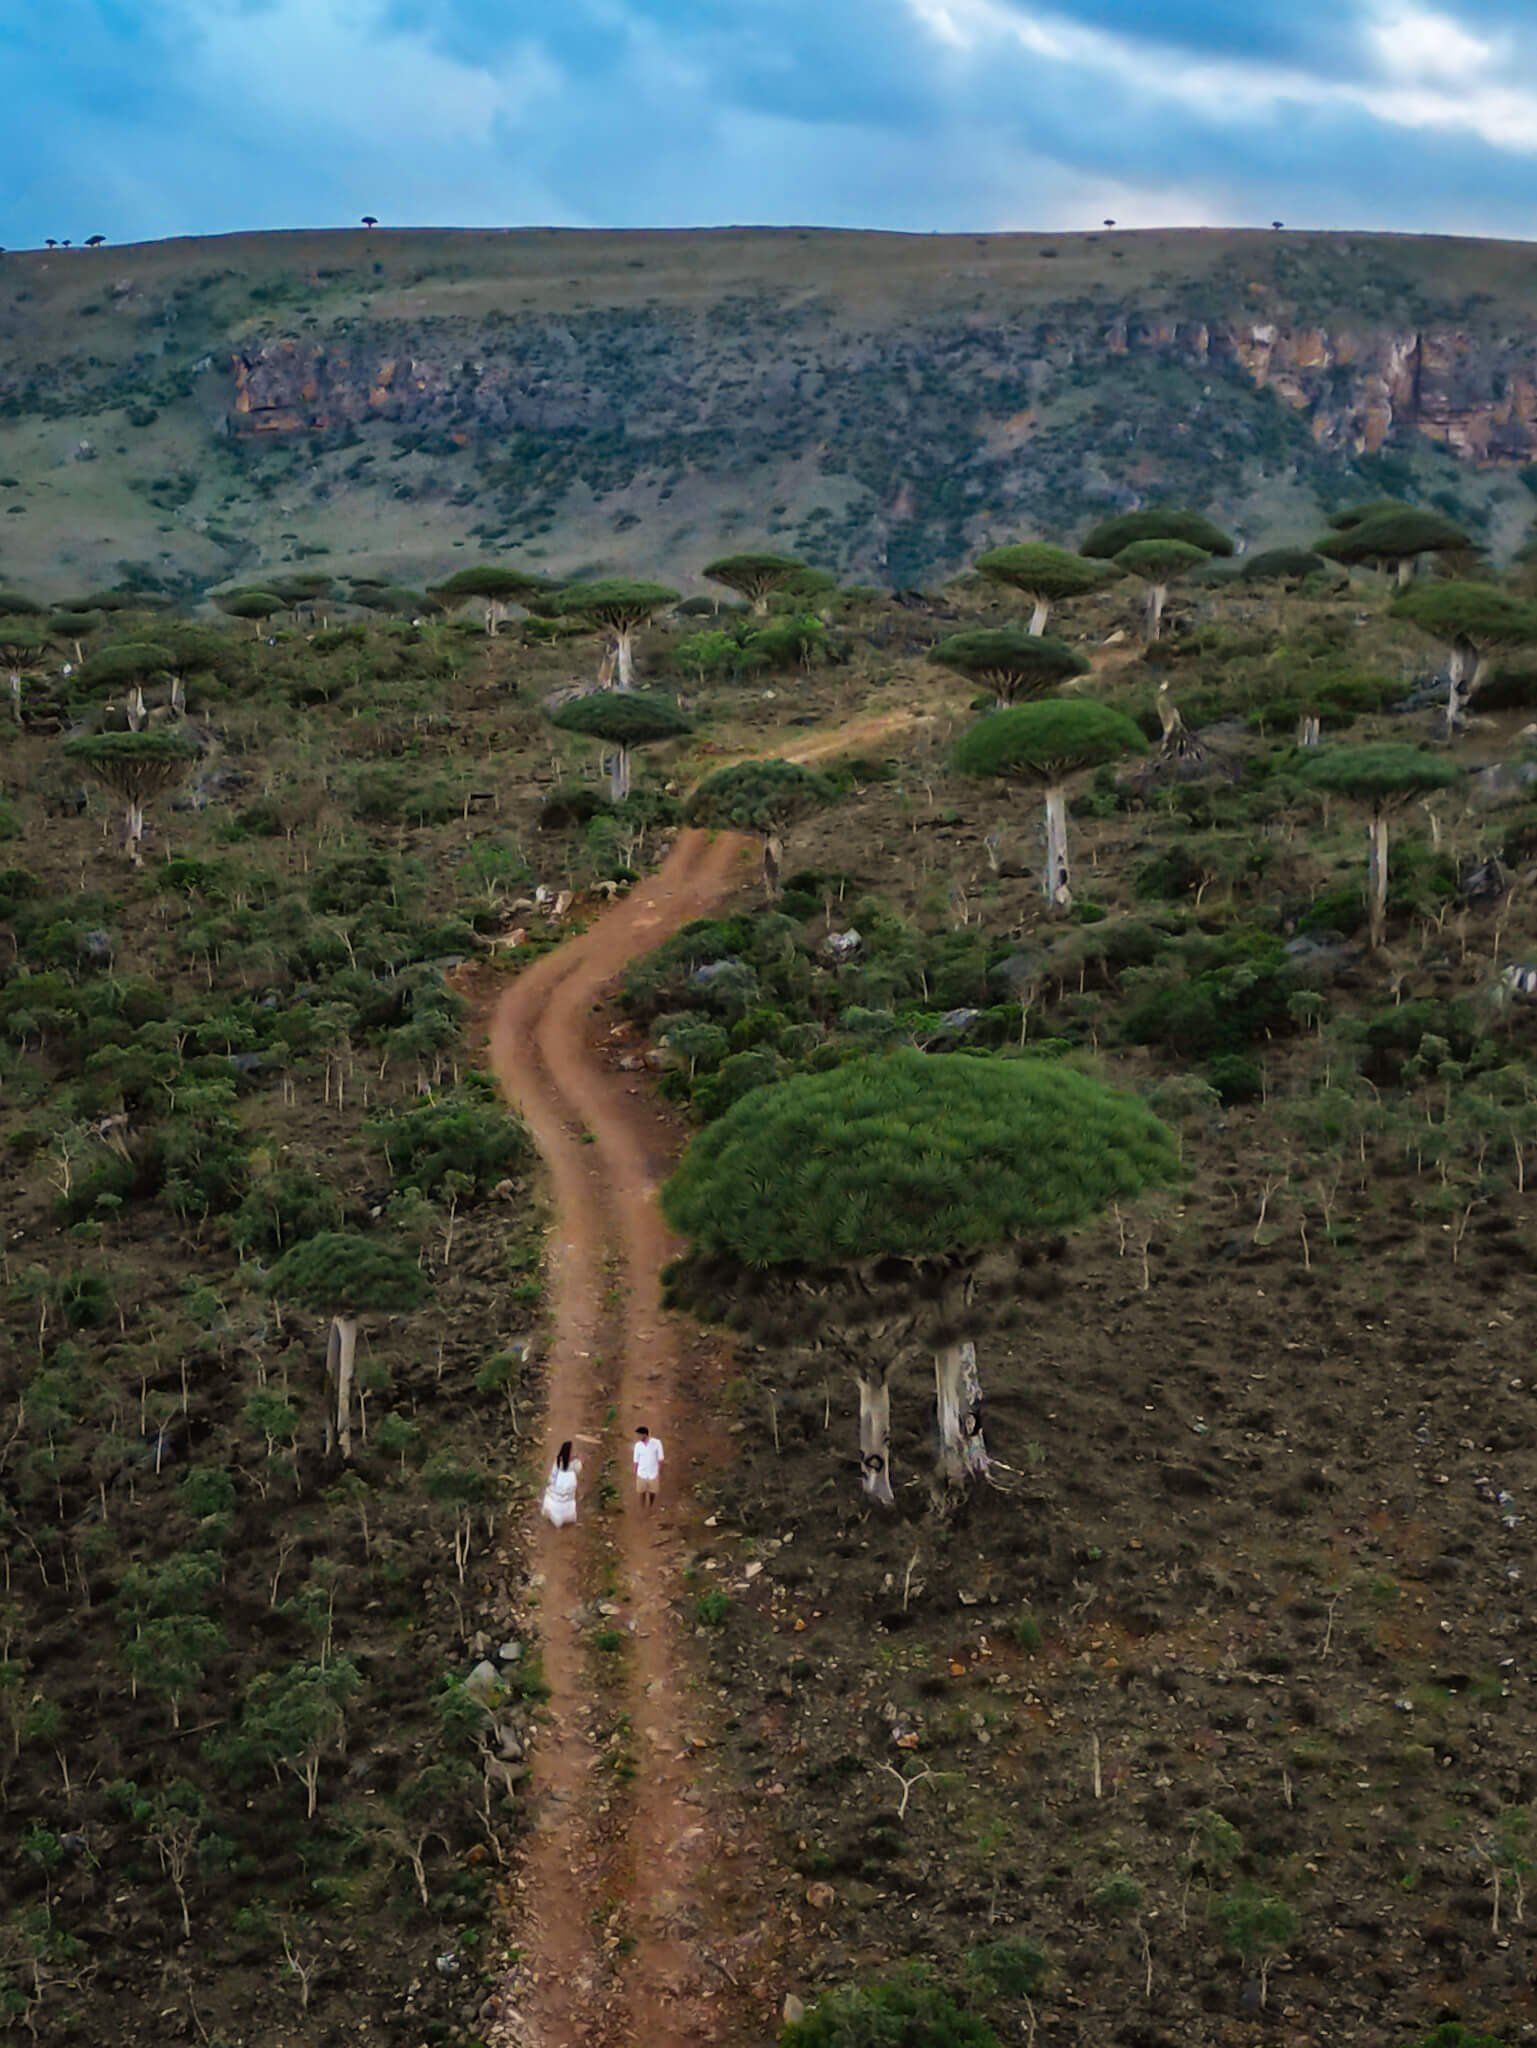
[541,1459,580,1527]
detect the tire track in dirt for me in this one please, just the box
[485,826,757,2048]
[484,708,929,2047]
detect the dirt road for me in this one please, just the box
[482,709,935,2045]
[485,826,761,2048]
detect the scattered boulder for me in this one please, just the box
[1470,759,1537,809]
[1460,855,1508,905]
[919,1008,982,1049]
[690,959,745,989]
[991,951,1042,995]
[463,1660,505,1708]
[1283,932,1361,983]
[173,764,250,811]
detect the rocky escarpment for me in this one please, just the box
[227,309,1537,466]
[10,229,1537,589]
[229,335,620,440]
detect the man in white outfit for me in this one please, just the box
[632,1425,664,1509]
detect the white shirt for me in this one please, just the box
[632,1437,664,1483]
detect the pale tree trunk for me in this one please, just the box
[8,669,21,724]
[1396,555,1417,590]
[751,591,770,617]
[325,1314,360,1459]
[1042,784,1071,909]
[170,675,186,716]
[762,831,783,901]
[1296,713,1321,747]
[614,627,634,689]
[1366,809,1390,953]
[1445,636,1483,737]
[855,1372,895,1505]
[483,600,504,636]
[126,800,146,866]
[934,1342,990,1483]
[1028,597,1049,636]
[608,745,632,804]
[1145,583,1167,642]
[128,685,146,732]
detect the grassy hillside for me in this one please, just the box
[3,226,1537,597]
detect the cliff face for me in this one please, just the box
[227,311,1537,467]
[229,336,618,439]
[11,227,1537,590]
[1107,316,1537,463]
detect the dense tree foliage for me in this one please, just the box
[1080,508,1234,560]
[551,689,693,800]
[1113,537,1213,640]
[553,579,681,686]
[428,564,552,634]
[663,1049,1177,1267]
[973,542,1110,633]
[1317,505,1470,585]
[953,700,1146,906]
[703,552,810,613]
[928,628,1088,705]
[1300,743,1464,950]
[1392,579,1537,731]
[685,758,837,895]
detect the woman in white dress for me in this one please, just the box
[541,1440,581,1527]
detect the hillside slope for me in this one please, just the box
[3,225,1537,595]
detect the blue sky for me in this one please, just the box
[5,0,1537,248]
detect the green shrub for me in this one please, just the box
[539,782,608,829]
[367,1079,528,1198]
[309,851,400,914]
[1399,2026,1507,2048]
[152,858,226,899]
[352,765,463,826]
[689,1048,782,1121]
[962,1936,1047,2001]
[782,1969,998,2048]
[1123,933,1294,1058]
[229,1169,345,1256]
[1206,1053,1264,1104]
[1297,886,1363,937]
[1133,841,1206,902]
[158,1079,250,1219]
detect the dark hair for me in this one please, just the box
[635,1425,649,1438]
[556,1440,573,1469]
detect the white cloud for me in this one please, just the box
[903,0,1537,154]
[1358,4,1537,148]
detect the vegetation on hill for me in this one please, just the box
[2,458,1537,2048]
[4,227,1537,593]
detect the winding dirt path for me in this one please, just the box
[482,707,932,2046]
[485,826,760,2048]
